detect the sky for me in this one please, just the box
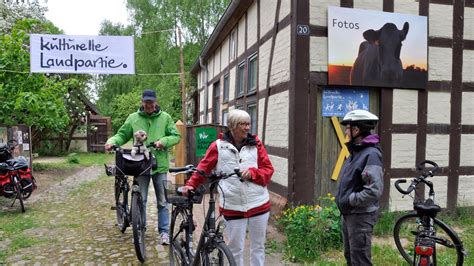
[44,0,130,35]
[328,6,428,69]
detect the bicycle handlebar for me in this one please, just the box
[394,160,440,196]
[394,179,416,195]
[169,165,244,182]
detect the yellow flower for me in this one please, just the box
[327,192,332,197]
[331,196,336,201]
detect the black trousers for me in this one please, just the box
[341,212,378,266]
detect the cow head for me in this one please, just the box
[363,22,409,85]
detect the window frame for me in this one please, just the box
[246,102,258,135]
[236,61,246,98]
[223,74,230,103]
[247,53,258,94]
[212,80,220,124]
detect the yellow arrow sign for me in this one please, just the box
[331,116,350,181]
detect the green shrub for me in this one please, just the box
[66,153,80,164]
[277,193,342,262]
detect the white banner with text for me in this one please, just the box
[30,34,135,74]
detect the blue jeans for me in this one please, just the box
[136,173,169,234]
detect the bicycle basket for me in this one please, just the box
[115,149,156,176]
[164,181,204,205]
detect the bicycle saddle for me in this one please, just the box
[414,199,441,217]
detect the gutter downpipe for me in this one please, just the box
[199,56,208,124]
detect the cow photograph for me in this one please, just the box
[328,7,427,89]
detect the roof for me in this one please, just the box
[190,0,254,75]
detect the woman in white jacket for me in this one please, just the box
[182,109,274,266]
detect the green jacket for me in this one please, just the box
[106,107,181,173]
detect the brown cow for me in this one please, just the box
[350,22,409,87]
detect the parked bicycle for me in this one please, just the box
[104,143,157,263]
[165,164,238,266]
[393,160,467,266]
[0,139,36,213]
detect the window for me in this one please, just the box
[229,29,236,61]
[248,54,258,93]
[247,103,257,135]
[222,109,228,126]
[213,81,220,124]
[237,62,245,97]
[223,74,229,102]
[235,105,243,110]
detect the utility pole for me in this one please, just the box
[178,26,186,124]
[177,26,187,168]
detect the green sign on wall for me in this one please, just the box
[196,127,217,157]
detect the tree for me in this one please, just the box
[96,0,229,131]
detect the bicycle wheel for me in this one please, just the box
[170,208,190,266]
[131,192,146,262]
[394,213,464,266]
[114,177,128,233]
[15,182,25,213]
[200,241,236,266]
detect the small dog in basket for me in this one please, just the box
[132,130,150,160]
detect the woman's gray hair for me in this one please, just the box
[227,109,251,130]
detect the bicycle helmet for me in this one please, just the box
[341,109,379,131]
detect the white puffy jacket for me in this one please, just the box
[215,139,270,212]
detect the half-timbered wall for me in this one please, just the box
[309,0,474,210]
[195,0,292,197]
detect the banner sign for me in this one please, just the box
[30,34,135,74]
[322,88,369,117]
[196,128,217,157]
[327,6,427,89]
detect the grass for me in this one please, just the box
[32,152,114,171]
[279,208,474,265]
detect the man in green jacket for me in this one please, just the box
[105,89,181,245]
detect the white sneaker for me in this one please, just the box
[159,232,170,245]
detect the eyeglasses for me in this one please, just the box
[238,122,250,127]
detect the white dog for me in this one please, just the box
[131,130,150,160]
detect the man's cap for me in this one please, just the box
[142,89,157,101]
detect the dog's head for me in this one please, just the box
[134,130,148,145]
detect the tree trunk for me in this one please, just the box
[64,122,79,152]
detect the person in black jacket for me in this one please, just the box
[335,109,384,266]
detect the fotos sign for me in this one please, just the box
[328,7,427,89]
[30,34,135,74]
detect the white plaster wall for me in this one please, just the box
[229,66,236,102]
[238,17,246,57]
[259,0,277,36]
[258,98,264,138]
[391,134,417,169]
[394,0,419,16]
[247,2,258,48]
[426,135,450,167]
[268,155,288,187]
[463,50,474,82]
[279,0,291,21]
[462,92,474,125]
[427,91,451,124]
[428,47,452,81]
[427,175,447,208]
[269,26,291,86]
[215,49,221,75]
[465,7,474,40]
[221,38,229,70]
[353,0,383,11]
[429,4,453,38]
[264,90,289,148]
[258,38,271,89]
[209,56,214,80]
[460,134,474,166]
[392,89,418,124]
[207,85,212,113]
[310,37,328,72]
[199,91,205,114]
[389,178,414,211]
[458,175,474,207]
[309,0,340,26]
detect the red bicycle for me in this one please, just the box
[0,140,36,212]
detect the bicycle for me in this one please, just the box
[393,160,467,266]
[0,140,36,213]
[165,164,239,266]
[104,143,157,263]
